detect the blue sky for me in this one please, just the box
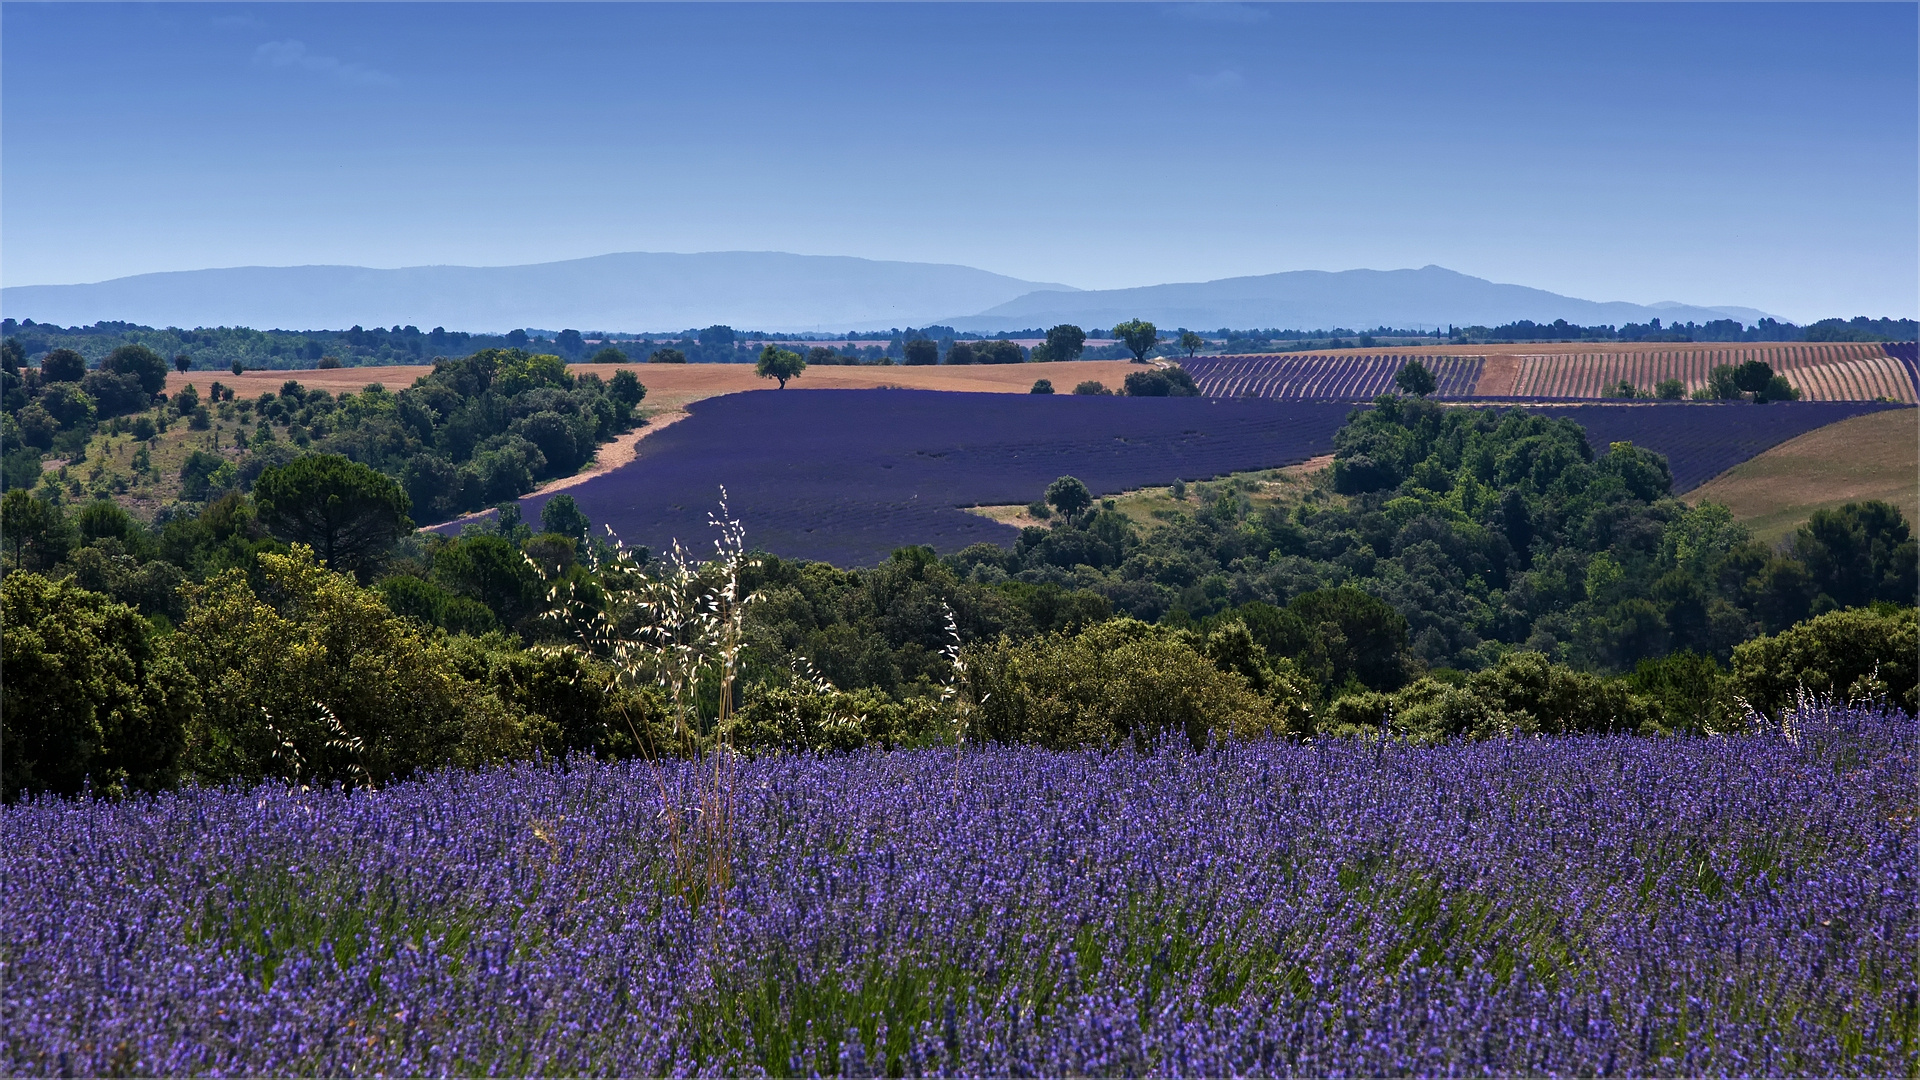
[3,2,1914,321]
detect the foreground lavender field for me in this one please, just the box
[6,706,1916,1076]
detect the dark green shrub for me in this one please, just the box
[965,618,1292,750]
[2,573,197,800]
[1731,606,1918,717]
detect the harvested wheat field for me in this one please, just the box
[165,359,1145,409]
[586,359,1144,410]
[1686,407,1920,543]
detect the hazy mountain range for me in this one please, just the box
[2,252,1773,334]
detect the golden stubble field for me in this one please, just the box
[164,359,1147,408]
[1685,408,1919,543]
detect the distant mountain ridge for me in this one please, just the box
[2,252,1773,334]
[0,252,1075,335]
[944,266,1770,333]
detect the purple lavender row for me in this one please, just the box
[6,702,1913,1075]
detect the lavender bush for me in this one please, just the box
[6,703,1914,1076]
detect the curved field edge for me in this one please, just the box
[1686,408,1920,544]
[502,394,1895,566]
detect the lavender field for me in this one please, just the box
[1184,353,1485,400]
[6,704,1915,1076]
[525,390,1902,566]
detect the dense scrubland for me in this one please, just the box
[5,375,1915,799]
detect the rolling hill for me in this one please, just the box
[944,265,1770,333]
[0,252,1075,335]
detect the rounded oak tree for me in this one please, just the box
[1111,320,1159,363]
[756,345,806,388]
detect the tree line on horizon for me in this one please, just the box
[7,310,1908,375]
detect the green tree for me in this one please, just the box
[432,533,543,630]
[1702,364,1742,399]
[541,493,592,541]
[756,345,806,388]
[1179,331,1205,358]
[1073,380,1111,395]
[964,618,1292,751]
[1,489,72,571]
[1045,475,1093,523]
[648,347,687,364]
[1112,319,1159,363]
[101,343,170,396]
[1731,605,1918,717]
[902,339,939,366]
[1122,368,1199,397]
[1655,377,1686,400]
[1044,324,1087,363]
[1753,374,1801,403]
[591,346,628,364]
[1789,501,1917,611]
[608,368,647,407]
[176,547,527,786]
[173,353,192,373]
[252,454,413,577]
[1393,360,1438,397]
[1030,379,1055,394]
[1733,360,1775,395]
[40,348,86,383]
[2,573,198,800]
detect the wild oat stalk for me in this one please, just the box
[534,488,759,913]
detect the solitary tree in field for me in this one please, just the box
[252,454,413,578]
[1045,475,1093,524]
[1044,324,1087,363]
[1734,360,1775,396]
[1112,320,1159,363]
[1179,331,1205,357]
[591,346,629,364]
[173,353,192,373]
[1394,360,1437,397]
[756,345,806,389]
[1030,379,1055,394]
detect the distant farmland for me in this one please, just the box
[517,390,1902,566]
[1183,353,1483,399]
[1502,342,1916,402]
[1191,341,1917,402]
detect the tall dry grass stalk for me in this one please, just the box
[538,489,759,913]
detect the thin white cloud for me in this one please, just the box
[1190,69,1244,91]
[251,40,395,88]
